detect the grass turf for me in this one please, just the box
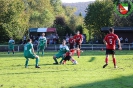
[0,50,133,88]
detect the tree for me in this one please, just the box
[0,0,29,41]
[85,0,114,41]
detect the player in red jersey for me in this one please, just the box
[103,27,122,68]
[73,31,83,58]
[69,35,75,49]
[62,49,76,64]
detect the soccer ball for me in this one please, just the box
[73,60,78,65]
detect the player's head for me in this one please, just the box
[109,27,114,34]
[42,33,45,36]
[27,38,32,43]
[10,37,13,40]
[76,31,80,35]
[62,39,66,45]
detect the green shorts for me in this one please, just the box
[38,45,45,51]
[24,54,36,59]
[8,46,14,51]
[55,53,64,59]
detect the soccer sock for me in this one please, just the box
[60,57,64,64]
[105,57,108,64]
[53,57,58,63]
[77,50,80,57]
[8,51,9,54]
[113,58,116,66]
[13,51,14,54]
[25,58,29,67]
[42,50,44,55]
[35,57,39,66]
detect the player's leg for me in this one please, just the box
[112,50,117,68]
[76,44,81,58]
[42,45,45,56]
[70,57,75,63]
[12,47,15,54]
[103,49,109,68]
[53,55,58,64]
[35,55,40,68]
[25,58,29,68]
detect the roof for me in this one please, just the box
[29,28,56,32]
[101,27,133,32]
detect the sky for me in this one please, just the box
[61,0,96,3]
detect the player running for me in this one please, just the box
[8,38,15,54]
[37,33,47,56]
[53,40,69,64]
[73,31,83,58]
[69,35,75,49]
[103,27,122,68]
[24,39,40,68]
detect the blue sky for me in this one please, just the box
[61,0,96,3]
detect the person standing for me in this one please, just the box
[8,38,15,54]
[24,39,40,68]
[69,35,75,49]
[103,27,122,68]
[37,33,47,56]
[73,31,83,58]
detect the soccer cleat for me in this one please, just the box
[53,63,58,65]
[25,66,28,68]
[103,64,108,68]
[114,65,117,68]
[35,66,40,68]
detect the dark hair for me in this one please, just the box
[109,27,114,33]
[27,38,31,42]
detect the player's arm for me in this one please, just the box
[45,38,47,47]
[103,39,107,46]
[80,35,83,43]
[31,44,36,54]
[117,38,122,50]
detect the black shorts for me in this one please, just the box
[70,44,74,49]
[76,43,81,49]
[64,56,71,61]
[106,49,115,55]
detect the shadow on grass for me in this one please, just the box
[88,57,96,62]
[70,75,133,88]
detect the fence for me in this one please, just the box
[0,43,133,52]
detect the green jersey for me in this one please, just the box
[8,39,15,49]
[24,42,33,57]
[38,36,47,46]
[58,44,69,54]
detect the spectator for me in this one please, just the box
[53,34,56,44]
[56,34,59,44]
[23,35,26,44]
[125,38,128,43]
[120,37,123,43]
[65,33,69,39]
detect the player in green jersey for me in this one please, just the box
[24,39,40,68]
[37,33,47,56]
[53,40,69,64]
[8,38,15,54]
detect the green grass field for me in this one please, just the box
[0,50,133,88]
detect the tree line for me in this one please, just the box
[0,0,133,44]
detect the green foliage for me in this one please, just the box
[85,0,114,40]
[0,0,29,40]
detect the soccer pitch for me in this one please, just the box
[0,50,133,88]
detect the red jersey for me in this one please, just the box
[73,34,83,43]
[66,49,75,56]
[104,33,118,50]
[69,38,74,45]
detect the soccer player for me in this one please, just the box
[103,27,122,68]
[53,40,69,64]
[62,49,78,65]
[8,38,15,54]
[69,35,75,49]
[37,33,47,56]
[73,31,83,58]
[24,39,40,68]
